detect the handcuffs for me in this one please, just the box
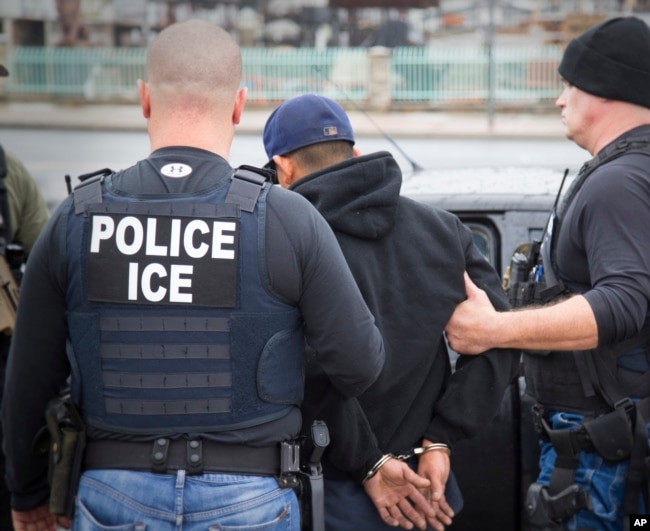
[361,443,451,485]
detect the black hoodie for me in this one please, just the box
[293,151,520,481]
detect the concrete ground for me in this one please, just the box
[0,101,567,140]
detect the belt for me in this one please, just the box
[83,438,282,476]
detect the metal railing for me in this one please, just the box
[2,45,564,109]
[6,47,145,100]
[391,46,563,105]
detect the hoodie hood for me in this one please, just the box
[289,151,402,240]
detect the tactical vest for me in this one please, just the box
[65,167,305,436]
[521,136,650,414]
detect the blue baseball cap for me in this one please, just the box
[263,94,355,162]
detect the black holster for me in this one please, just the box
[525,482,591,530]
[45,395,86,519]
[274,421,329,531]
[298,420,330,531]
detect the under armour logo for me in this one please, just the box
[161,163,192,178]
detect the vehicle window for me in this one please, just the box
[463,220,498,269]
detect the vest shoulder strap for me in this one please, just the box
[225,165,275,213]
[563,135,650,216]
[226,165,275,212]
[71,164,276,216]
[72,168,113,215]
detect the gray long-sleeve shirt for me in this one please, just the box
[557,126,650,352]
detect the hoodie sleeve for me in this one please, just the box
[424,222,521,448]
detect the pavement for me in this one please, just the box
[0,100,567,139]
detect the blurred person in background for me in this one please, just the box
[0,63,50,531]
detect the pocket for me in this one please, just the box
[208,503,293,530]
[257,326,304,404]
[74,497,147,531]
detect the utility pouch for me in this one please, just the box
[45,396,86,519]
[583,408,633,462]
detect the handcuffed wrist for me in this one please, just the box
[361,453,394,485]
[417,443,451,457]
[360,443,451,486]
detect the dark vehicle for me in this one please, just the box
[402,166,573,531]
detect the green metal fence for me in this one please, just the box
[7,47,146,100]
[3,45,564,108]
[241,47,371,103]
[391,45,563,104]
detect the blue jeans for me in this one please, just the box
[537,411,650,531]
[73,469,300,530]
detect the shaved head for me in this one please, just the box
[145,20,242,112]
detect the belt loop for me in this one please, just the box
[186,439,203,474]
[152,438,170,473]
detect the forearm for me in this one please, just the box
[495,295,598,351]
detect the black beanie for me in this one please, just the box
[558,16,650,108]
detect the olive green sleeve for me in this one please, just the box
[4,150,50,254]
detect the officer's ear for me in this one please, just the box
[232,87,247,125]
[138,79,151,119]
